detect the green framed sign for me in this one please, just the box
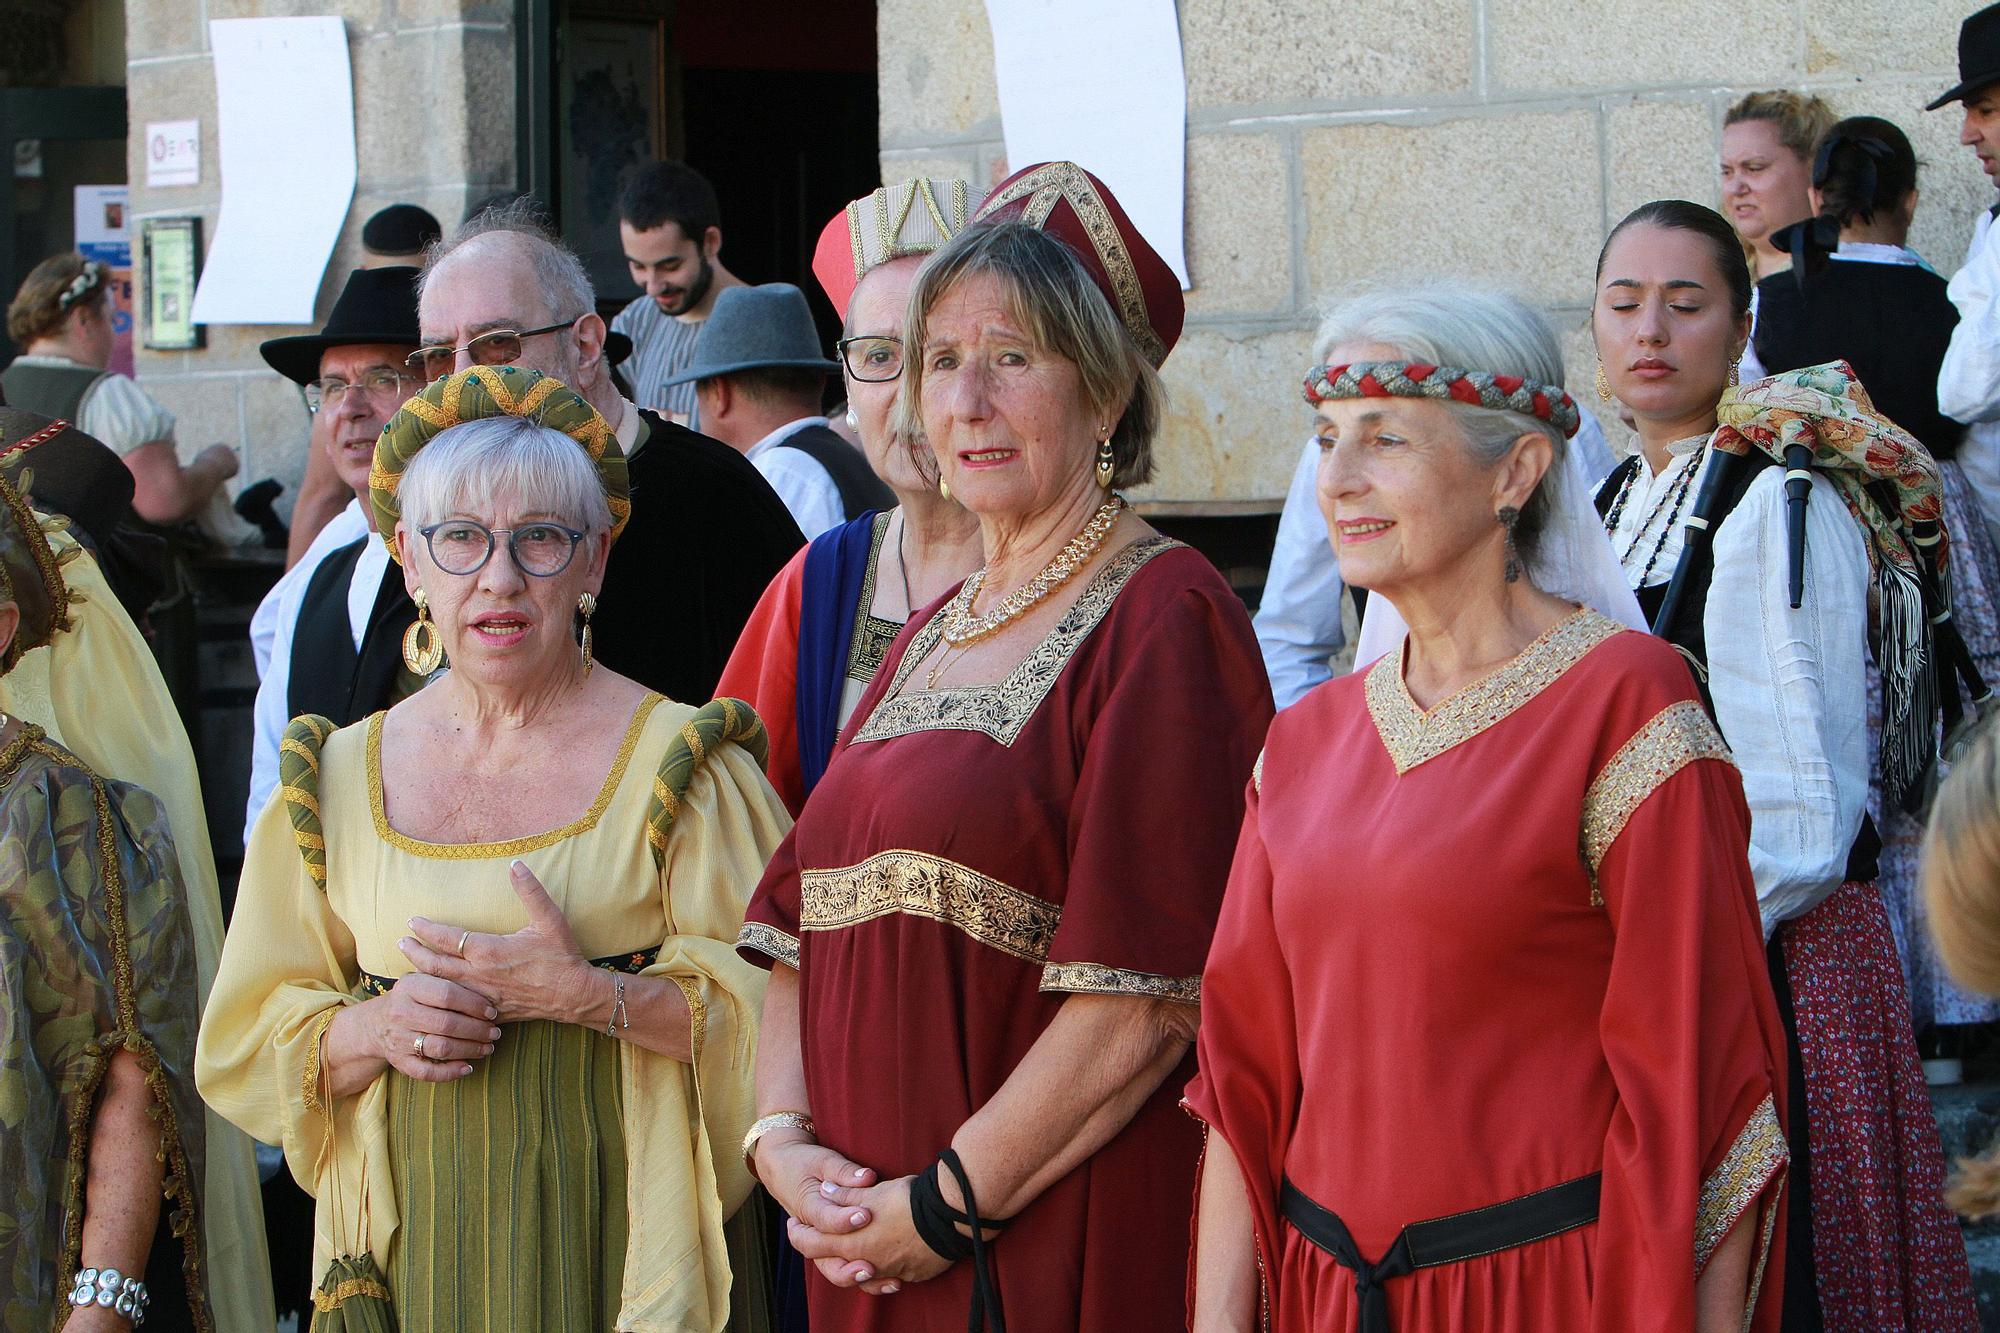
[141,215,203,350]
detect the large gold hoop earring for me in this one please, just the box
[402,588,444,676]
[578,592,597,675]
[1095,437,1116,489]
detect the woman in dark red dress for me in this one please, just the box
[736,163,1273,1332]
[1186,288,1790,1332]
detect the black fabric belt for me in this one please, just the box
[1279,1172,1601,1333]
[358,943,661,997]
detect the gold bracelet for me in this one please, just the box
[742,1110,816,1177]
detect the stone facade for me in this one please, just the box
[123,0,514,502]
[880,0,1995,506]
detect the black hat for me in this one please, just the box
[361,203,442,257]
[1930,4,2000,109]
[259,267,422,387]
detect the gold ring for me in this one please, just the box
[456,930,471,957]
[413,1033,427,1058]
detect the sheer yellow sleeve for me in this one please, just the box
[620,734,791,1333]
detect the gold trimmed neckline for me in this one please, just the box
[1364,608,1622,774]
[368,692,664,858]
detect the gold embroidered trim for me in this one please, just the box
[855,537,1177,745]
[973,163,1166,367]
[645,697,769,865]
[846,511,901,685]
[1041,961,1200,1002]
[737,921,801,969]
[670,975,707,1060]
[800,849,1061,962]
[1364,609,1622,775]
[1579,700,1734,904]
[368,693,662,858]
[280,714,334,890]
[1695,1094,1786,1274]
[312,1277,393,1311]
[301,1005,341,1119]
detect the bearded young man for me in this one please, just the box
[611,162,747,427]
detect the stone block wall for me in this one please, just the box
[123,0,514,503]
[879,0,1993,506]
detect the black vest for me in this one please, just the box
[775,424,896,521]
[0,359,107,422]
[287,536,420,724]
[1595,452,1880,881]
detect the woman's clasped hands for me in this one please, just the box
[757,1132,981,1297]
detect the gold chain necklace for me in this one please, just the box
[925,495,1125,688]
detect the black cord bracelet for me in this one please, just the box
[908,1149,1009,1332]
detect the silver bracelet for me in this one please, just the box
[68,1266,150,1324]
[604,973,630,1038]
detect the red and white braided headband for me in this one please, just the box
[1304,361,1581,439]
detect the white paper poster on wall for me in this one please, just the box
[983,0,1190,288]
[189,17,355,325]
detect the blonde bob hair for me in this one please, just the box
[1921,720,2000,1218]
[893,221,1163,490]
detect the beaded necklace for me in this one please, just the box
[923,494,1125,689]
[1603,451,1700,588]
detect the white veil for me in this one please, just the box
[1350,439,1646,669]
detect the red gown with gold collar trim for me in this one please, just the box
[741,536,1273,1331]
[1184,609,1789,1332]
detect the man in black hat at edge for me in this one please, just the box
[1936,3,2000,551]
[244,266,428,849]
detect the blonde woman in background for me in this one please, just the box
[1723,90,1838,379]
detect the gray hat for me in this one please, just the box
[660,283,839,386]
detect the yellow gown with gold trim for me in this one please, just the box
[197,693,789,1332]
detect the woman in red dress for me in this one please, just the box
[736,163,1273,1332]
[1186,288,1790,1332]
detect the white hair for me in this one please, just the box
[419,200,595,324]
[1312,284,1571,559]
[397,416,613,538]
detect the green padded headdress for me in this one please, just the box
[369,364,631,562]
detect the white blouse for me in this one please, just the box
[1605,435,1871,933]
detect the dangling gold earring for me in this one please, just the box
[1595,364,1612,402]
[1728,359,1741,388]
[1095,437,1116,489]
[402,587,444,675]
[577,592,596,675]
[939,476,952,502]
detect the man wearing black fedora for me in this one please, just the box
[664,283,892,540]
[1937,2,2000,549]
[244,264,427,844]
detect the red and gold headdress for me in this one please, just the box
[812,178,971,320]
[973,161,1184,368]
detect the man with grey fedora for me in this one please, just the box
[1937,1,2000,549]
[665,282,891,539]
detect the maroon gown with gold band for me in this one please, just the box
[739,536,1273,1332]
[1184,610,1790,1333]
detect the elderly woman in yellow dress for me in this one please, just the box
[196,367,789,1332]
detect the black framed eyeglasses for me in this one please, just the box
[304,368,422,413]
[406,319,581,382]
[418,520,586,577]
[836,335,904,382]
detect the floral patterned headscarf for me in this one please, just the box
[1715,361,1966,808]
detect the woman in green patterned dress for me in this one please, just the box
[197,368,790,1331]
[0,469,216,1332]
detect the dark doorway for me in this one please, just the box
[532,0,879,353]
[674,0,878,348]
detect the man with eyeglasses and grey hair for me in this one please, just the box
[414,201,803,700]
[243,265,431,847]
